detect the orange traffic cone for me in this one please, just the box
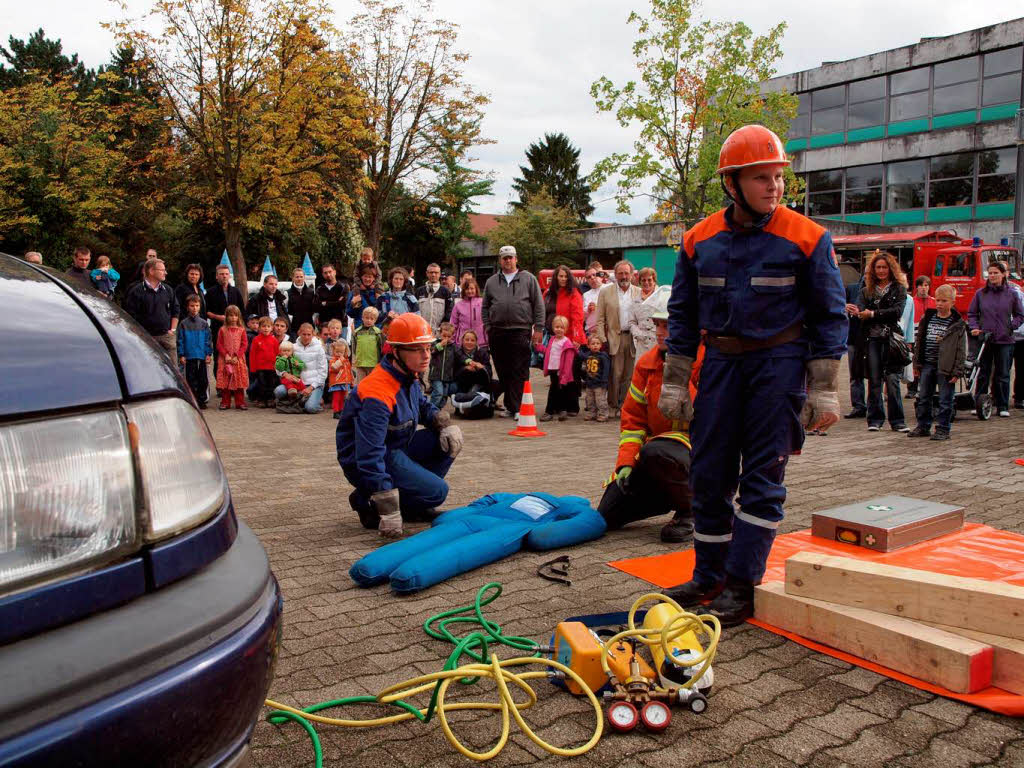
[508,380,546,438]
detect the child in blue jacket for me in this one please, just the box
[177,294,213,408]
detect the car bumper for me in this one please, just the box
[0,522,282,768]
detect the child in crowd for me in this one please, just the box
[248,316,281,407]
[909,284,967,441]
[177,294,212,409]
[352,306,383,383]
[353,246,383,289]
[380,317,394,356]
[428,322,458,408]
[347,264,384,328]
[273,317,290,346]
[324,318,344,358]
[577,333,611,422]
[275,341,306,398]
[379,267,419,320]
[216,305,250,410]
[319,324,331,348]
[328,339,354,419]
[535,315,579,422]
[454,330,492,394]
[89,255,120,298]
[245,314,260,347]
[907,275,937,397]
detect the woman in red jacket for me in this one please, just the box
[543,264,586,345]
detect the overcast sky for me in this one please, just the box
[3,1,1022,223]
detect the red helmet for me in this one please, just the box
[717,125,790,174]
[386,313,435,347]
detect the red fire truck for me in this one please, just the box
[832,231,1022,314]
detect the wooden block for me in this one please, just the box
[785,551,1024,641]
[921,621,1024,695]
[754,581,993,693]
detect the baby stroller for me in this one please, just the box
[953,331,993,420]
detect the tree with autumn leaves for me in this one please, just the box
[590,0,799,224]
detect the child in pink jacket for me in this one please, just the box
[450,277,487,349]
[535,315,579,422]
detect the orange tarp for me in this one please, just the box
[607,523,1024,716]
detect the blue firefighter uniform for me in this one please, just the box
[667,204,847,586]
[337,354,453,515]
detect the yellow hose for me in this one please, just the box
[600,593,721,690]
[265,654,603,761]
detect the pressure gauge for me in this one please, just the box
[606,701,639,733]
[640,701,672,732]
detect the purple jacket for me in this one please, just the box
[535,336,578,386]
[967,282,1024,345]
[450,297,487,348]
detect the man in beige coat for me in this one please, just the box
[596,260,642,414]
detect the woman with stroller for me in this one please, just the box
[855,250,909,432]
[967,261,1024,418]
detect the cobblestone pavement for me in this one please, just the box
[207,366,1024,768]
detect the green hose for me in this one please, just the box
[265,582,541,768]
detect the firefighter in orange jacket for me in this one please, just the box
[598,288,703,542]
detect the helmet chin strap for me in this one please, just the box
[721,172,760,221]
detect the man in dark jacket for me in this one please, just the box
[481,245,545,418]
[909,284,967,440]
[206,264,246,367]
[843,279,866,418]
[123,257,180,358]
[315,264,348,327]
[65,246,93,289]
[288,267,317,330]
[246,275,288,323]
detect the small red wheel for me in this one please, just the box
[606,700,639,733]
[640,700,672,732]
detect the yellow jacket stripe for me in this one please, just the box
[628,383,648,405]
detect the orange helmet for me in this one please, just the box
[386,313,436,347]
[717,125,790,174]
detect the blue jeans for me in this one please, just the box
[429,381,459,409]
[976,342,1014,411]
[848,345,865,411]
[273,384,323,413]
[343,429,454,515]
[915,363,956,433]
[866,337,904,427]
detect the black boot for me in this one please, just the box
[404,508,442,523]
[844,408,866,419]
[660,511,694,543]
[351,491,379,530]
[705,578,755,627]
[664,579,725,607]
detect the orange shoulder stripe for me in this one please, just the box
[682,209,729,259]
[357,367,399,410]
[763,206,826,258]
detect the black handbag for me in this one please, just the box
[885,326,912,368]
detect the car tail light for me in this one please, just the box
[125,398,227,541]
[0,411,137,594]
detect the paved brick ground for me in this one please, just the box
[207,366,1024,767]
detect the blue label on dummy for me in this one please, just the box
[509,496,555,520]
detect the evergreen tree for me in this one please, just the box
[0,29,95,93]
[511,132,594,225]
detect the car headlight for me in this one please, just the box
[125,398,227,541]
[0,410,137,594]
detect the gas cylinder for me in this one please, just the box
[642,602,714,691]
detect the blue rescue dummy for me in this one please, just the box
[350,492,607,593]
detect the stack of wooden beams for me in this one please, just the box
[753,552,1024,694]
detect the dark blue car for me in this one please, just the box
[0,254,282,767]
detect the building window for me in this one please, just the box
[889,67,929,121]
[789,95,809,139]
[887,159,925,209]
[978,147,1016,203]
[807,169,842,216]
[811,84,845,135]
[844,163,883,213]
[932,56,978,114]
[847,76,886,129]
[929,152,974,207]
[982,46,1022,107]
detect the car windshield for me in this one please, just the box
[985,249,1021,280]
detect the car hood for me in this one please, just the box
[0,254,183,417]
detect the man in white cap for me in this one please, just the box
[481,245,545,418]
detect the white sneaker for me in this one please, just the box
[867,425,880,431]
[999,410,1010,417]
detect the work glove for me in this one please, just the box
[614,466,632,492]
[801,358,841,432]
[432,411,465,458]
[371,488,402,539]
[657,354,695,423]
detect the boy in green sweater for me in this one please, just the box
[352,306,383,384]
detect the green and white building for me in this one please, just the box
[762,18,1022,244]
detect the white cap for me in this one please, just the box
[498,245,517,257]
